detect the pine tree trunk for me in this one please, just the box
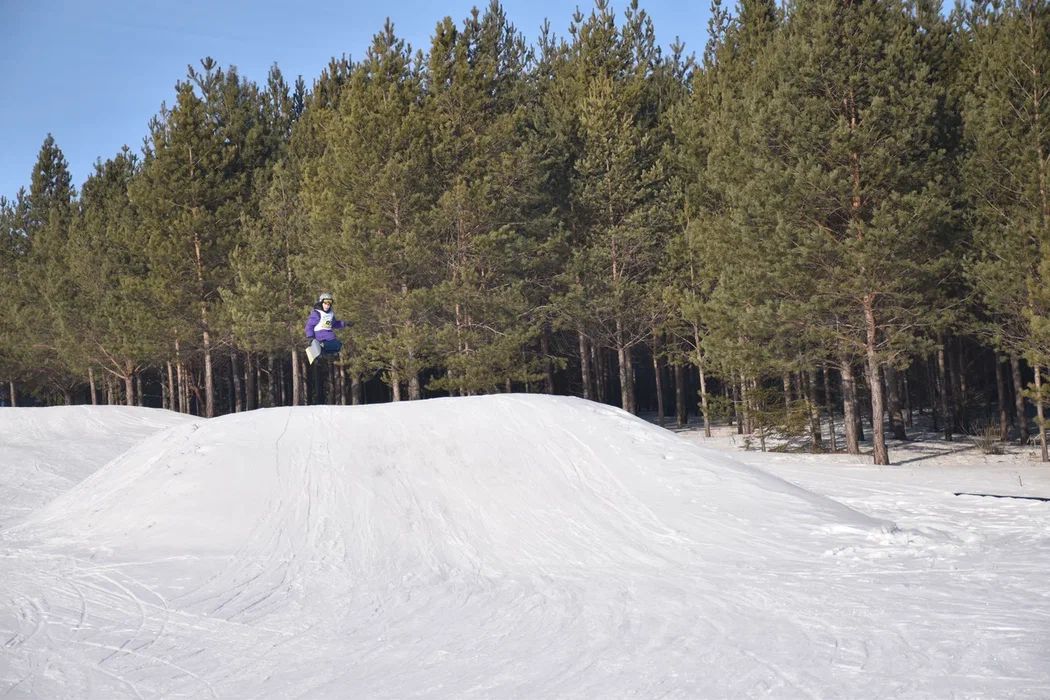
[338,360,347,405]
[256,359,264,408]
[136,374,144,407]
[994,356,1010,441]
[124,362,135,407]
[174,338,185,413]
[740,374,753,436]
[282,354,290,406]
[950,343,966,432]
[616,321,634,413]
[806,368,822,449]
[315,362,323,405]
[231,351,243,413]
[542,324,555,394]
[822,364,837,452]
[674,363,686,428]
[308,359,319,405]
[1036,365,1049,462]
[578,330,592,401]
[338,364,345,404]
[292,349,302,406]
[782,374,793,418]
[267,354,278,408]
[454,302,465,394]
[181,370,194,412]
[652,331,664,426]
[695,343,711,438]
[862,297,890,465]
[351,372,363,405]
[937,341,952,441]
[885,364,906,440]
[88,367,98,405]
[309,362,318,405]
[202,328,215,418]
[925,355,939,431]
[617,343,630,412]
[330,362,338,404]
[750,377,766,451]
[8,381,15,407]
[182,363,190,414]
[165,362,175,411]
[733,377,744,435]
[1007,352,1024,447]
[245,352,256,411]
[840,360,860,455]
[902,372,913,427]
[595,346,607,404]
[391,367,402,402]
[858,363,870,441]
[189,381,203,416]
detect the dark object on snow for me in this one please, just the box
[954,492,1050,502]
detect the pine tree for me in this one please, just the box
[304,22,437,400]
[675,0,788,433]
[0,192,31,403]
[554,0,676,412]
[225,160,309,382]
[23,135,80,401]
[223,64,308,406]
[766,0,952,464]
[131,60,263,416]
[67,147,164,403]
[962,0,1050,458]
[424,3,554,394]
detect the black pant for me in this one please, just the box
[319,339,342,355]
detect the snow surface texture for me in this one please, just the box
[1,395,1048,698]
[0,406,195,529]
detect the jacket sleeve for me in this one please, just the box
[334,318,347,330]
[305,310,319,339]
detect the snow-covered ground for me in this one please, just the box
[1,396,1047,698]
[0,406,196,530]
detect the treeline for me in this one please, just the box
[1,0,1048,464]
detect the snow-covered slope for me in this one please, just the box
[14,395,884,562]
[0,405,195,528]
[1,396,1047,698]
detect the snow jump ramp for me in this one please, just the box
[2,395,913,698]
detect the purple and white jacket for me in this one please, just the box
[305,303,347,342]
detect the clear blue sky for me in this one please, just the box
[0,0,709,203]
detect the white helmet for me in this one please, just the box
[318,292,334,303]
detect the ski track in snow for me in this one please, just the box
[1,397,1049,698]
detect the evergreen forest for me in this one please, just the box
[2,0,1049,465]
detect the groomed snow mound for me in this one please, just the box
[6,396,1045,698]
[0,405,195,529]
[15,395,883,568]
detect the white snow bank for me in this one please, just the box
[12,395,887,565]
[1,396,1047,699]
[0,405,195,528]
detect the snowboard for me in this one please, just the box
[306,339,322,364]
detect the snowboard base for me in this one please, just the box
[306,339,321,364]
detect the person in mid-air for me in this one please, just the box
[304,292,346,363]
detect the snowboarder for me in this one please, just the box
[305,292,347,364]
